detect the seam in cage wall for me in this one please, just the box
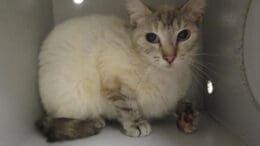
[241,0,260,113]
[205,0,250,123]
[206,113,249,146]
[206,0,249,133]
[205,0,260,146]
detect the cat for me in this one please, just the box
[36,0,206,142]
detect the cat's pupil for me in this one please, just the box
[177,30,190,41]
[146,33,159,43]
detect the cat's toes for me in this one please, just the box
[176,100,200,134]
[177,111,200,134]
[94,118,106,129]
[123,120,152,137]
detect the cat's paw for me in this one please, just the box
[123,119,152,137]
[177,111,199,134]
[94,118,106,129]
[176,100,200,134]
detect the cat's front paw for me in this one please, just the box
[176,101,200,134]
[123,119,152,137]
[177,111,199,134]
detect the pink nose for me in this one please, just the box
[163,56,175,64]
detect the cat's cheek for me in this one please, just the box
[173,59,183,66]
[178,43,193,53]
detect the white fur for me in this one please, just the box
[39,15,193,120]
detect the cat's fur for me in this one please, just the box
[37,0,206,142]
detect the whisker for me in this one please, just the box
[192,67,207,81]
[190,68,204,89]
[144,49,152,54]
[189,53,223,57]
[191,60,217,76]
[189,62,212,80]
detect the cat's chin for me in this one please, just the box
[161,65,176,71]
[151,63,176,71]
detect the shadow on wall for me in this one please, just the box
[0,0,53,145]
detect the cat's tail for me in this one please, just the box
[35,117,105,142]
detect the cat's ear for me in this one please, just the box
[126,0,152,26]
[181,0,207,25]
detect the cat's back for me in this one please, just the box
[39,14,132,78]
[42,14,129,51]
[39,15,132,118]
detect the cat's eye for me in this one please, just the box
[146,33,160,43]
[177,29,191,41]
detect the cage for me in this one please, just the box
[0,0,259,146]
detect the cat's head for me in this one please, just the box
[127,0,206,69]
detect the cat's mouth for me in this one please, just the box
[165,63,174,69]
[160,60,176,69]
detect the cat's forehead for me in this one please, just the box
[155,7,177,25]
[151,6,187,29]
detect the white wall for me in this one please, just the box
[0,0,53,145]
[52,0,182,24]
[0,0,259,146]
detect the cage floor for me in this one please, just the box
[21,114,246,146]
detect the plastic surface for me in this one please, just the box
[0,0,53,145]
[15,116,247,146]
[244,0,260,110]
[204,0,260,146]
[0,0,259,146]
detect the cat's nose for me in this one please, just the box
[163,55,175,64]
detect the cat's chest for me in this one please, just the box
[136,68,192,118]
[139,70,185,99]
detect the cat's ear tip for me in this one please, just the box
[125,0,152,26]
[180,0,207,25]
[125,0,146,8]
[181,0,207,15]
[186,0,207,6]
[125,0,142,4]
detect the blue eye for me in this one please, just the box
[146,33,160,43]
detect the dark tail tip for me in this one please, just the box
[35,117,105,142]
[35,117,51,136]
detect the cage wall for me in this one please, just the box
[0,0,259,146]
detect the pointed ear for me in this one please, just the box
[126,0,152,26]
[181,0,207,25]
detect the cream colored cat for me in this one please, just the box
[37,0,206,142]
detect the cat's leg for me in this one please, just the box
[109,95,152,137]
[175,100,200,134]
[36,117,105,142]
